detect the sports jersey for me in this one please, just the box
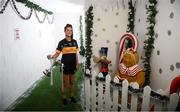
[56,38,78,74]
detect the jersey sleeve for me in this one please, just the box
[74,40,78,69]
[75,40,78,49]
[56,41,62,53]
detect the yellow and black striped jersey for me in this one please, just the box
[56,38,78,71]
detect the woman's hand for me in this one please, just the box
[47,54,52,60]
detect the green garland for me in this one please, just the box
[0,0,10,14]
[143,0,158,85]
[126,0,135,49]
[85,5,94,72]
[79,15,85,56]
[11,0,33,20]
[16,0,53,15]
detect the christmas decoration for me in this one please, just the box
[11,0,32,20]
[118,33,138,63]
[116,33,144,87]
[116,49,144,87]
[34,10,47,23]
[143,0,158,85]
[169,75,180,94]
[85,5,94,72]
[0,0,54,23]
[126,0,136,49]
[15,0,53,15]
[93,47,111,78]
[0,0,10,14]
[47,14,54,24]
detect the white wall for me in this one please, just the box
[0,34,2,109]
[134,0,180,90]
[0,3,55,110]
[150,0,180,90]
[87,0,180,90]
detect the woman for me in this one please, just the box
[47,24,78,105]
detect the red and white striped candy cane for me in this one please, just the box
[119,33,138,63]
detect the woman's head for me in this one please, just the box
[64,24,73,38]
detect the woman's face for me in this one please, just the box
[65,27,73,37]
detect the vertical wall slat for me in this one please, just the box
[141,86,151,111]
[97,73,104,110]
[105,74,111,110]
[130,83,139,111]
[112,76,119,110]
[92,71,97,111]
[121,79,129,111]
[84,76,91,110]
[154,89,164,111]
[168,93,179,110]
[154,100,163,111]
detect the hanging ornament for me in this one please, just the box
[132,0,136,7]
[125,0,129,9]
[118,0,122,9]
[0,0,10,14]
[35,10,47,23]
[99,0,104,9]
[116,0,119,9]
[47,14,54,24]
[0,0,5,8]
[122,0,125,9]
[145,0,149,7]
[10,0,32,20]
[110,0,114,11]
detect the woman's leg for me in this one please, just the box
[69,74,76,103]
[69,74,75,97]
[62,74,68,99]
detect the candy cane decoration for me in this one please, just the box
[119,33,138,63]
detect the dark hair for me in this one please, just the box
[64,24,73,39]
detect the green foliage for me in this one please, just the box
[143,0,158,85]
[85,6,94,71]
[126,0,135,49]
[16,0,53,14]
[79,16,85,56]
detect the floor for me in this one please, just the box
[7,64,84,111]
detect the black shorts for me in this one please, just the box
[61,54,77,75]
[61,60,76,75]
[62,65,76,74]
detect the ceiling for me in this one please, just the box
[30,0,85,13]
[60,0,85,6]
[29,0,134,13]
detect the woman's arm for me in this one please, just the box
[47,52,60,60]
